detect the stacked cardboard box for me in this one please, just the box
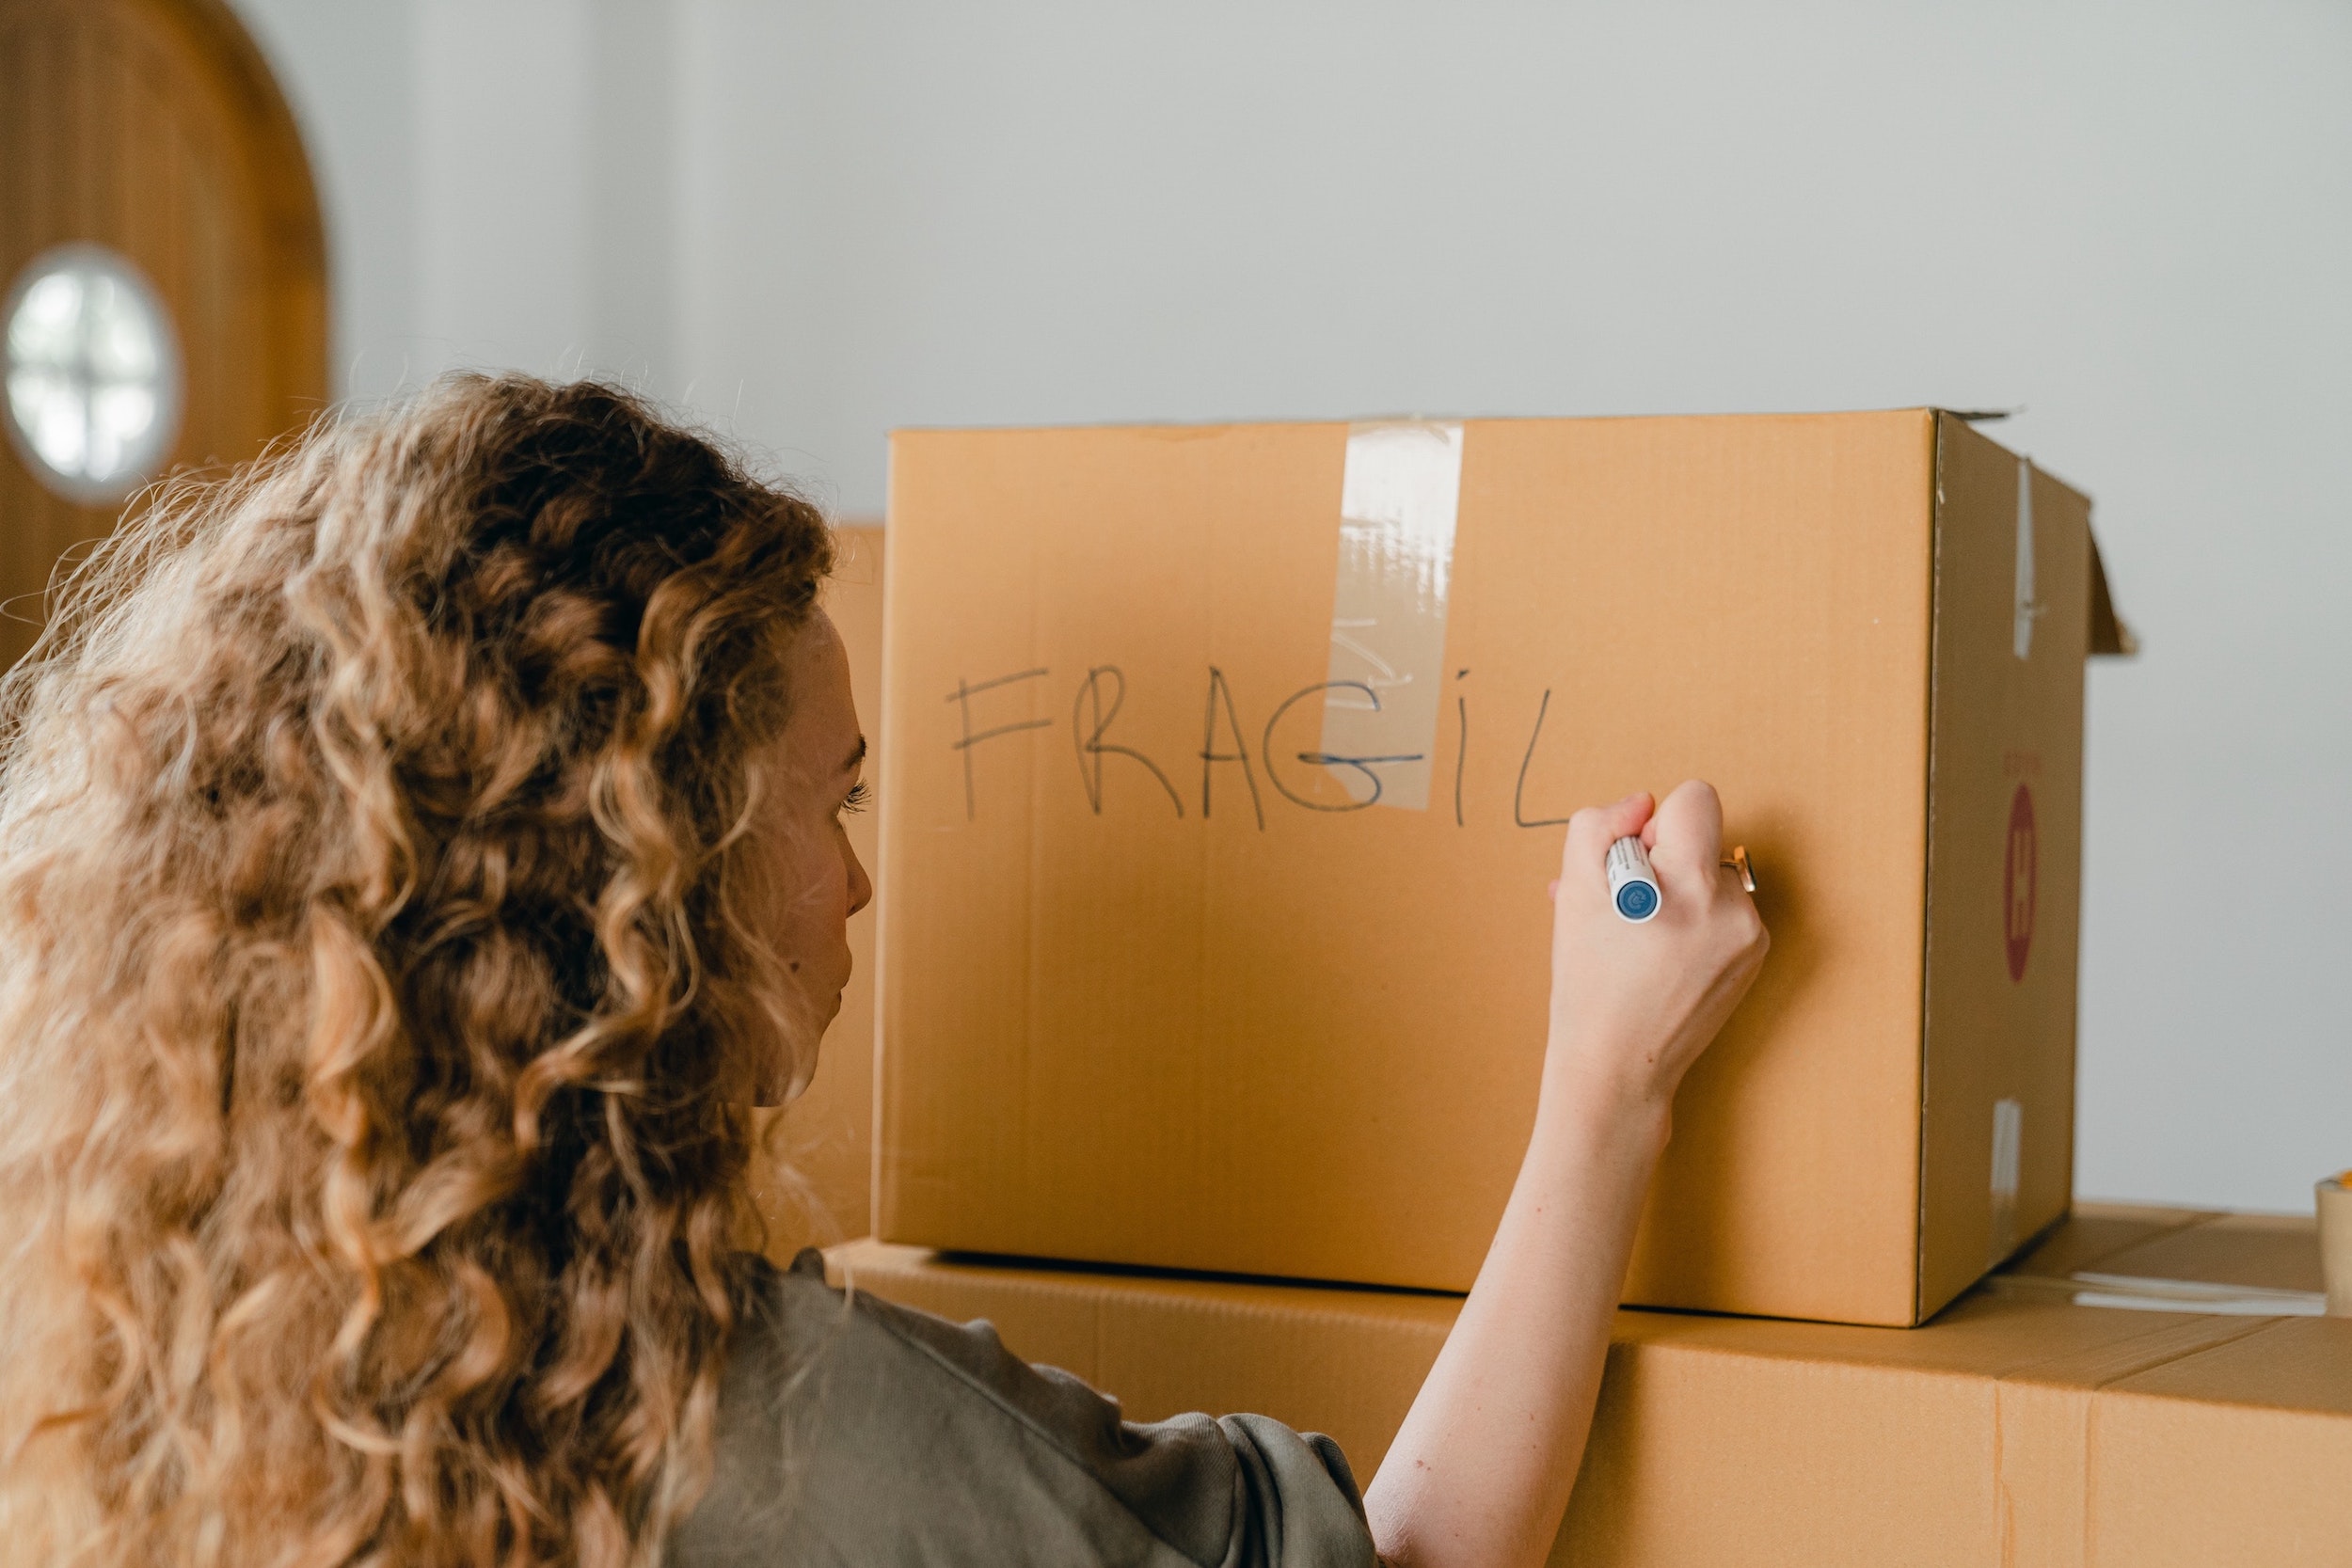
[877,409,2119,1323]
[825,410,2338,1560]
[829,1209,2350,1567]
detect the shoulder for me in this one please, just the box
[672,1251,1375,1568]
[725,1248,1141,1465]
[678,1251,1204,1565]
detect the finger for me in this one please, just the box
[1647,780,1724,885]
[1561,790,1653,876]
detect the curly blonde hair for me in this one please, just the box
[0,375,834,1567]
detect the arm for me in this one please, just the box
[1363,782,1768,1568]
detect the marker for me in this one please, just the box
[1607,836,1661,923]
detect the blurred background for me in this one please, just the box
[8,0,2347,1221]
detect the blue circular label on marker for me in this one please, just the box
[1616,881,1658,920]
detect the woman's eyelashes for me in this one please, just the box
[839,781,871,816]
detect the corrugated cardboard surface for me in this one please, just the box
[880,411,2094,1323]
[829,1208,2348,1568]
[2089,1318,2352,1567]
[2002,1203,2217,1277]
[1917,420,2090,1313]
[751,526,885,1255]
[2090,1210,2327,1292]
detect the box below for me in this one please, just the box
[829,1205,2347,1568]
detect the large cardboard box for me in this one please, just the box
[829,1208,2347,1568]
[879,410,2127,1323]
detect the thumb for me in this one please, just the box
[1647,780,1725,885]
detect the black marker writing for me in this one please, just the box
[1200,666,1265,830]
[1262,680,1422,813]
[1073,666,1184,818]
[1514,688,1573,829]
[1454,668,1470,828]
[947,667,1052,820]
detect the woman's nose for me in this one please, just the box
[846,840,874,917]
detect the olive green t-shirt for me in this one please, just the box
[668,1251,1380,1568]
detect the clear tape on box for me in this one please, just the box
[1317,420,1462,811]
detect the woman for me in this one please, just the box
[0,376,1764,1568]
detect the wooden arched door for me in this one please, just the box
[0,0,326,667]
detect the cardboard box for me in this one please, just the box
[828,1207,2348,1568]
[751,526,885,1254]
[879,411,2127,1323]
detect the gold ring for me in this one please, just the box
[1720,845,1756,894]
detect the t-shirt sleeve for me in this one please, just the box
[841,1258,1381,1568]
[1209,1412,1381,1568]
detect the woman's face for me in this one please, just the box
[741,610,872,1104]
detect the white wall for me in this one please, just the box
[227,0,417,399]
[233,0,680,398]
[233,0,2352,1215]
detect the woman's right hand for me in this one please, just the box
[1368,779,1768,1568]
[1541,781,1769,1131]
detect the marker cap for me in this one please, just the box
[1607,835,1661,923]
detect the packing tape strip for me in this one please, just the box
[1319,420,1463,811]
[2013,454,2037,661]
[1988,1097,2024,1267]
[1986,1270,2327,1318]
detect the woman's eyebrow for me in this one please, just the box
[841,736,867,774]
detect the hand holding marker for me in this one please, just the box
[1609,835,1756,923]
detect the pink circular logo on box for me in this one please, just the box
[2004,783,2037,983]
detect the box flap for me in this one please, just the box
[2005,1202,2221,1278]
[1931,408,2132,659]
[2089,531,2137,657]
[2112,1316,2352,1413]
[2092,1212,2326,1296]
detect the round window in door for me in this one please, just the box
[0,0,327,670]
[5,244,184,504]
